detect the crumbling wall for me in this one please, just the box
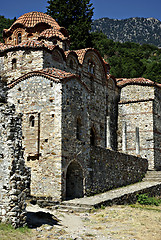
[0,81,30,228]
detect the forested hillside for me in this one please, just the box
[91,32,161,83]
[92,17,161,47]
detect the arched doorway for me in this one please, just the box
[66,161,83,200]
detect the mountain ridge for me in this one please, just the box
[91,17,161,47]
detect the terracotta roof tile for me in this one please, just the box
[38,68,75,80]
[0,39,56,52]
[74,48,91,64]
[7,68,92,92]
[64,50,70,58]
[39,28,68,41]
[9,12,60,29]
[0,43,12,51]
[116,78,159,88]
[7,68,77,88]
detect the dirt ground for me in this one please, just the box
[24,203,161,240]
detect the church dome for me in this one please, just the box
[9,11,60,29]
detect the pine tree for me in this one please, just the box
[46,0,94,49]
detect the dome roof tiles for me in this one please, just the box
[4,12,60,33]
[39,28,67,41]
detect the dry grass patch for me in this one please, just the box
[87,205,161,240]
[0,223,31,240]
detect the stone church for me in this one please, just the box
[0,11,160,204]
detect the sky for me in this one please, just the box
[0,0,161,21]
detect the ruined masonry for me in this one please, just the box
[0,11,160,226]
[0,81,30,227]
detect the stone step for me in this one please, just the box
[143,178,161,182]
[145,171,161,176]
[60,201,92,208]
[143,171,161,182]
[53,204,92,212]
[53,181,161,212]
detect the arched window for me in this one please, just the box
[76,118,82,140]
[90,76,95,92]
[12,59,17,70]
[29,115,35,127]
[90,127,96,146]
[88,60,95,74]
[70,59,73,69]
[17,33,22,44]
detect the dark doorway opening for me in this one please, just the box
[90,127,96,146]
[66,161,83,200]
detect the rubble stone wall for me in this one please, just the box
[87,146,148,196]
[0,102,30,228]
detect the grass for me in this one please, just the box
[0,223,31,240]
[137,194,161,206]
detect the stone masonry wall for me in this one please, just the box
[61,78,90,199]
[1,49,43,83]
[0,100,30,227]
[87,146,148,196]
[8,76,62,201]
[118,85,155,169]
[153,87,161,169]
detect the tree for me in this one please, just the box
[0,16,15,43]
[46,0,94,49]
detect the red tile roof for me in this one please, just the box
[39,28,68,41]
[5,12,60,32]
[73,48,107,74]
[39,68,75,80]
[7,67,91,92]
[0,39,57,52]
[7,68,77,88]
[0,43,12,51]
[74,48,91,64]
[116,78,161,88]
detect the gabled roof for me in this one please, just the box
[116,78,161,88]
[7,68,90,92]
[74,48,91,64]
[8,68,75,88]
[67,48,107,75]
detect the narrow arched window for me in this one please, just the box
[90,76,94,92]
[90,127,96,146]
[70,60,73,69]
[17,33,22,44]
[12,59,17,70]
[76,118,82,140]
[88,60,95,74]
[29,115,35,127]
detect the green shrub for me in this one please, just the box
[137,194,161,206]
